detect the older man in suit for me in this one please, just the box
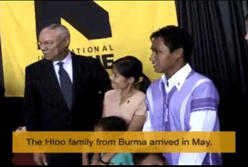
[23,24,111,165]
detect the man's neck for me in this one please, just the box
[165,62,186,79]
[56,50,70,61]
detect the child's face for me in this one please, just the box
[94,125,104,131]
[138,154,166,165]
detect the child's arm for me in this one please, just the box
[128,115,146,131]
[90,153,101,165]
[100,153,116,165]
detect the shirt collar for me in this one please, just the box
[160,63,192,91]
[53,52,72,66]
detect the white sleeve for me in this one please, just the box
[142,109,153,131]
[178,110,216,165]
[142,87,154,131]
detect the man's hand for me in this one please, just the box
[15,126,26,132]
[33,153,47,165]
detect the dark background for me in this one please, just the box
[176,0,247,164]
[1,0,246,165]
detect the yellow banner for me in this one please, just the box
[13,132,235,153]
[0,1,178,97]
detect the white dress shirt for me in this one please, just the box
[53,52,73,86]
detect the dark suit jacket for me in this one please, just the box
[23,53,111,131]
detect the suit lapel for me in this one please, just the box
[71,53,80,109]
[43,59,67,107]
[44,59,60,89]
[71,53,90,109]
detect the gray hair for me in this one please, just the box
[41,24,70,41]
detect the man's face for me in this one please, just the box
[38,29,68,61]
[150,37,179,74]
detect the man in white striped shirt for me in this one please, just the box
[143,25,222,165]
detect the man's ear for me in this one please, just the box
[64,38,70,47]
[173,48,184,59]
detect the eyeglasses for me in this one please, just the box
[38,41,55,48]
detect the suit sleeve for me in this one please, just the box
[92,59,111,123]
[95,59,111,93]
[23,67,41,131]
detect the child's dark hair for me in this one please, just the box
[113,56,151,93]
[95,116,127,131]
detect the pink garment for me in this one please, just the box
[103,89,147,125]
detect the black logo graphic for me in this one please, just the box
[35,1,112,40]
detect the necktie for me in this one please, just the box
[57,62,72,109]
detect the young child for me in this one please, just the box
[84,116,134,165]
[133,153,167,165]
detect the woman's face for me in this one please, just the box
[110,66,130,89]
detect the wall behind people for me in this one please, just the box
[0,2,177,164]
[1,36,18,165]
[0,35,3,96]
[176,0,247,165]
[0,1,177,97]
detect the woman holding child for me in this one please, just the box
[89,56,151,165]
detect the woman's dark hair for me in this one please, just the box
[150,25,194,62]
[113,56,151,93]
[95,116,127,131]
